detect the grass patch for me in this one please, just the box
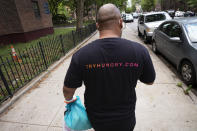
[54,27,75,36]
[0,28,75,57]
[184,85,192,95]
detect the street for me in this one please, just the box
[0,20,197,131]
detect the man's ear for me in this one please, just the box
[96,23,99,30]
[119,19,123,29]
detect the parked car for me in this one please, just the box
[152,17,197,85]
[184,11,195,17]
[122,14,126,21]
[124,14,134,23]
[138,12,171,43]
[166,10,175,18]
[132,12,138,18]
[175,11,185,17]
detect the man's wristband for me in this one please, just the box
[64,96,77,104]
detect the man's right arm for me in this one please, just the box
[145,82,154,85]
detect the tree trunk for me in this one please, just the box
[76,0,84,30]
[95,3,98,21]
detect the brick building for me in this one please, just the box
[0,0,54,44]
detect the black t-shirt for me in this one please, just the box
[64,38,155,126]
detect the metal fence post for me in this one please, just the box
[89,25,92,34]
[92,24,94,33]
[38,42,48,69]
[59,35,65,55]
[89,24,92,34]
[72,30,76,46]
[85,26,87,37]
[94,23,96,31]
[79,28,82,42]
[0,65,13,97]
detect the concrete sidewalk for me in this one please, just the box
[0,25,197,131]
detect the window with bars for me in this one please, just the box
[32,1,41,18]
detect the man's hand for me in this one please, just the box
[144,82,154,85]
[63,86,77,103]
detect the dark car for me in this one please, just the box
[152,17,197,85]
[184,11,195,17]
[166,10,175,18]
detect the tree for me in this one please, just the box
[159,0,197,11]
[64,0,84,30]
[58,3,69,17]
[187,0,197,11]
[76,0,85,29]
[94,0,128,21]
[131,0,141,12]
[141,0,156,11]
[84,0,95,19]
[131,4,136,12]
[48,0,65,17]
[95,0,128,11]
[125,7,132,13]
[48,0,71,25]
[65,0,128,29]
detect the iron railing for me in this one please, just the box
[0,23,97,104]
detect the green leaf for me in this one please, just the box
[176,82,183,87]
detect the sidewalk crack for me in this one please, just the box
[0,120,48,127]
[46,103,64,131]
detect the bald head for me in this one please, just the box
[97,4,122,31]
[97,4,121,23]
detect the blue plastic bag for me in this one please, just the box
[64,96,92,130]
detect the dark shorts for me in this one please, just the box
[92,118,136,131]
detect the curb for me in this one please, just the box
[0,31,98,114]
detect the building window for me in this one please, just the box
[32,1,41,18]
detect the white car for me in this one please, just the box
[175,11,185,17]
[124,14,134,23]
[132,12,138,18]
[138,12,172,43]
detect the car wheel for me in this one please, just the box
[144,32,149,43]
[138,28,142,37]
[180,61,196,85]
[152,40,158,54]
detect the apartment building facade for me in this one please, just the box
[0,0,54,44]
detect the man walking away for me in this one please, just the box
[63,3,156,131]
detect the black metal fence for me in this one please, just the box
[0,23,96,104]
